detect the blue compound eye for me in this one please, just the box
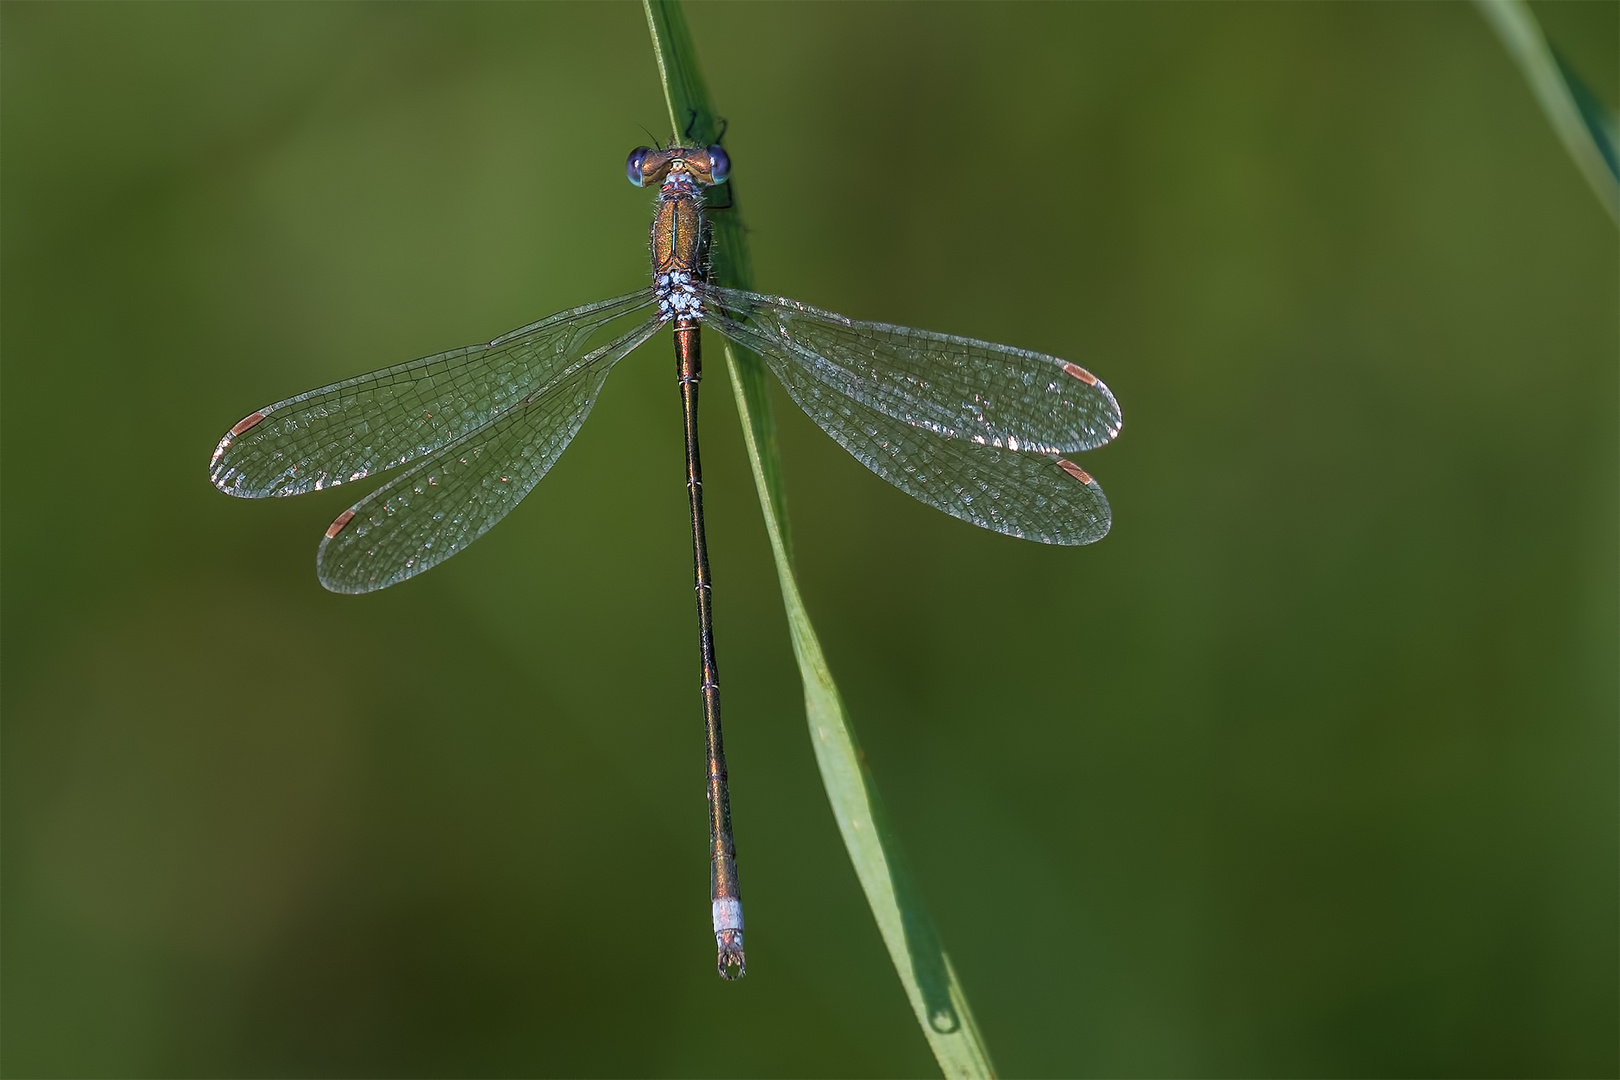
[706,145,730,184]
[626,147,651,187]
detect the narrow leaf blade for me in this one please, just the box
[642,3,997,1075]
[1477,0,1620,224]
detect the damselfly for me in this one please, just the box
[209,144,1123,980]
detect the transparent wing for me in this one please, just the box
[705,286,1122,455]
[210,290,657,498]
[316,317,664,594]
[726,331,1110,544]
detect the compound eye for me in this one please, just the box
[626,147,651,187]
[706,144,730,183]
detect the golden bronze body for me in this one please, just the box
[639,143,745,978]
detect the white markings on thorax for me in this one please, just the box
[656,269,702,322]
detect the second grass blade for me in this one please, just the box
[1476,0,1620,225]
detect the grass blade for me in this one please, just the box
[641,3,996,1074]
[1476,0,1620,224]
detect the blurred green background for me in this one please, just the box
[3,3,1615,1076]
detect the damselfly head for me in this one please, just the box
[626,145,729,189]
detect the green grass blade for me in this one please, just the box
[641,3,996,1075]
[1476,0,1620,225]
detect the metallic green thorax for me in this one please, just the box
[652,172,704,278]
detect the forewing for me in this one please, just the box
[706,286,1122,455]
[316,317,664,593]
[725,330,1110,545]
[211,290,656,498]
